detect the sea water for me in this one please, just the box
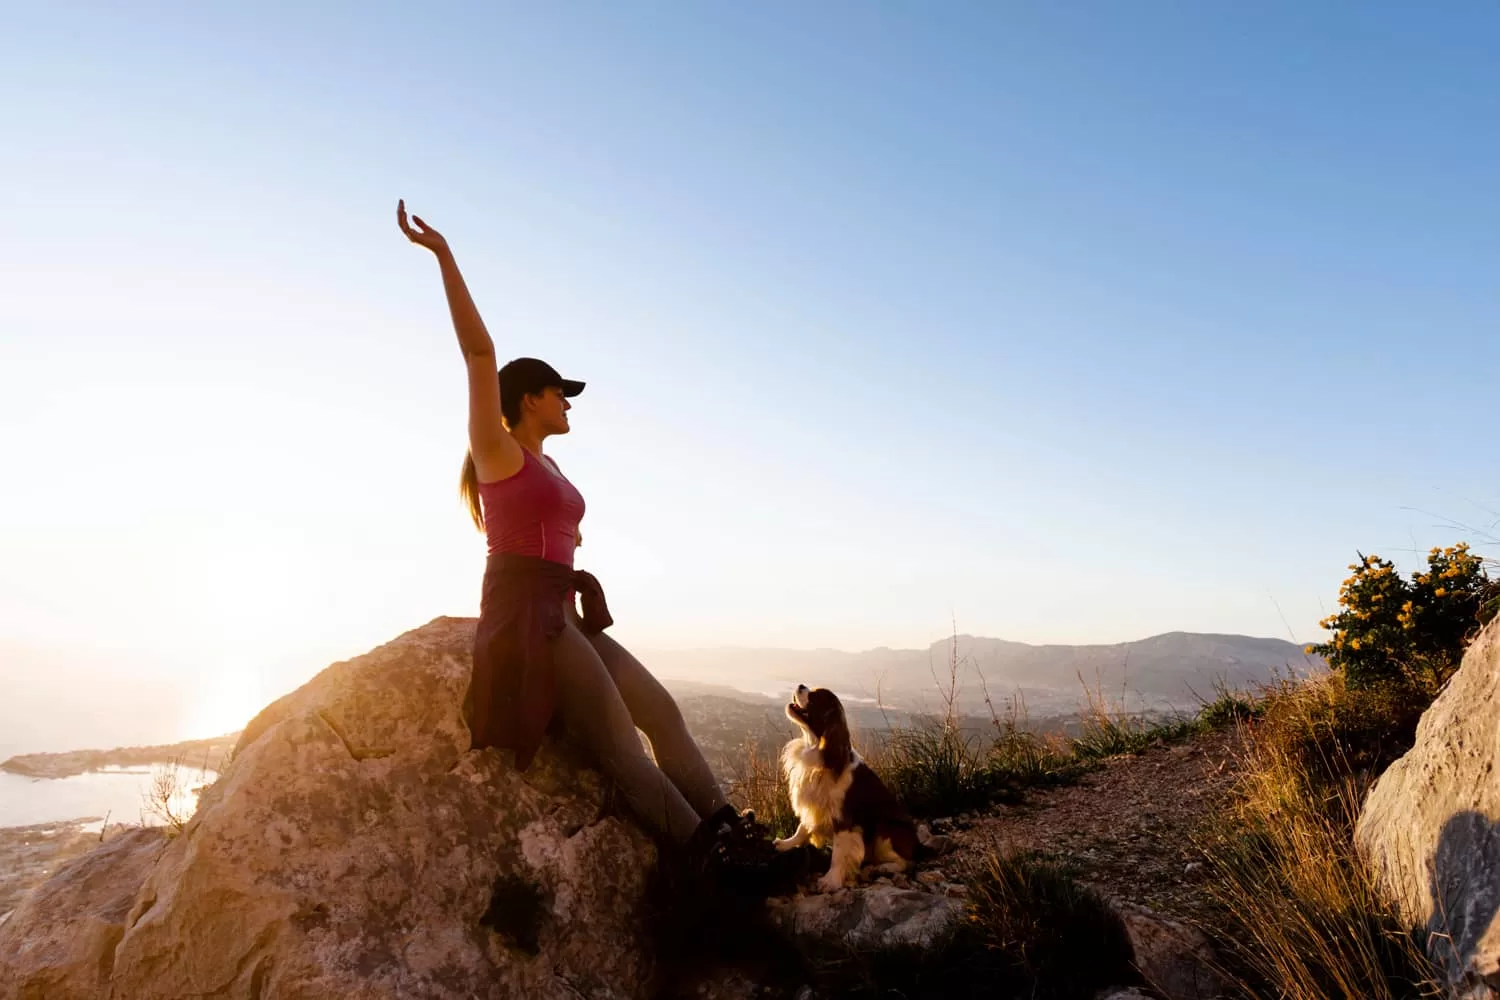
[0,765,215,829]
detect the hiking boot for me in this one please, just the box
[735,807,771,840]
[688,804,739,854]
[668,804,741,892]
[713,809,815,899]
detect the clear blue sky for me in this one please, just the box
[3,2,1497,738]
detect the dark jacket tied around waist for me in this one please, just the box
[465,552,614,771]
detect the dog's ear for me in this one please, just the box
[820,711,852,775]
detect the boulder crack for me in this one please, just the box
[317,710,395,761]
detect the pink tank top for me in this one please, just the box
[477,450,586,566]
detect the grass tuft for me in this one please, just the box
[1194,674,1443,999]
[964,849,1140,999]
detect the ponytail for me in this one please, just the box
[460,450,484,533]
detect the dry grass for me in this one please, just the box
[723,740,798,839]
[711,622,1455,998]
[726,632,1214,826]
[142,759,190,834]
[1196,676,1442,999]
[871,720,1006,816]
[965,848,1141,998]
[1069,667,1204,761]
[141,754,216,835]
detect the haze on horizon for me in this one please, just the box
[3,3,1498,749]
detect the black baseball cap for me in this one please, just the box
[498,357,586,400]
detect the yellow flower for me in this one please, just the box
[1350,638,1362,650]
[1436,587,1448,597]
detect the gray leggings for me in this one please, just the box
[551,610,728,844]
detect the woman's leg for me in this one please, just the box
[585,629,731,820]
[549,622,703,845]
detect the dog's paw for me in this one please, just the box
[773,837,796,852]
[816,873,847,894]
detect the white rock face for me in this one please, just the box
[1357,619,1500,998]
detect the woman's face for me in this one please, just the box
[526,386,572,435]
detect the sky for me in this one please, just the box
[2,2,1498,745]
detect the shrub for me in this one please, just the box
[986,714,1078,789]
[875,720,1001,817]
[1307,545,1493,691]
[1198,680,1266,728]
[1070,674,1201,760]
[141,756,207,835]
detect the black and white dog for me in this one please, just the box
[774,684,918,892]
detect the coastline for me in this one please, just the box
[1,733,239,780]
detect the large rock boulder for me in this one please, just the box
[0,616,660,1000]
[1357,619,1500,998]
[0,827,167,999]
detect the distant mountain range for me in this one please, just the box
[645,631,1324,719]
[0,630,1324,762]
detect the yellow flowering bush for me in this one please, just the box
[1306,544,1495,690]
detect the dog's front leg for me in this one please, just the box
[818,830,866,893]
[774,821,812,852]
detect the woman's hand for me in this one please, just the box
[397,199,450,256]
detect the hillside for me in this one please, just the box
[645,630,1322,718]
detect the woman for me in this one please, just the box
[396,200,765,875]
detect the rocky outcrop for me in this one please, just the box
[1112,900,1227,1000]
[0,821,126,918]
[765,884,965,958]
[0,617,660,1000]
[0,827,166,998]
[1357,620,1500,998]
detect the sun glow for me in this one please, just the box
[181,662,266,740]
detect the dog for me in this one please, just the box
[773,684,919,892]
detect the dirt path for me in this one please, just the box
[946,728,1243,927]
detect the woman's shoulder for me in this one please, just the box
[478,449,537,490]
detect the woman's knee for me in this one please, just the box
[628,677,689,745]
[551,629,640,741]
[588,634,687,733]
